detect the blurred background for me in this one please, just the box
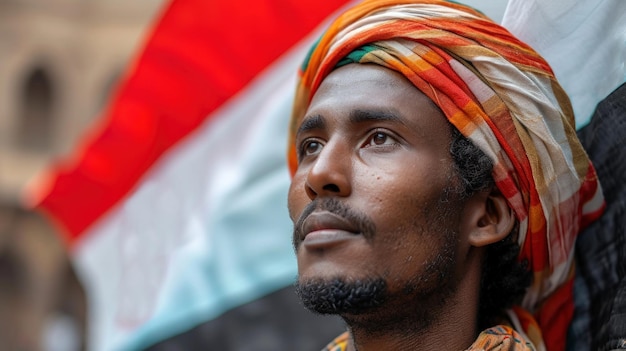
[2,0,625,349]
[0,0,166,349]
[0,1,512,350]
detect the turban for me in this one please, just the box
[287,1,605,350]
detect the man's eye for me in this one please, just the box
[366,132,396,147]
[301,140,323,157]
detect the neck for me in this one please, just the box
[344,248,484,351]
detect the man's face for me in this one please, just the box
[288,64,473,323]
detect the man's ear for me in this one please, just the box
[464,187,515,247]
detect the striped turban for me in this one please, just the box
[287,1,605,350]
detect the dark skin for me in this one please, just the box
[288,64,514,350]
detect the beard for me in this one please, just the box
[295,277,388,315]
[295,230,457,332]
[294,180,463,333]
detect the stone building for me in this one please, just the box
[0,0,165,349]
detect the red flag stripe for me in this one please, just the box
[31,0,350,243]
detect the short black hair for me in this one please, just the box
[449,127,532,329]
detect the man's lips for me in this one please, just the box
[298,211,361,249]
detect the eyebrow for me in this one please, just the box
[349,109,407,126]
[297,109,407,136]
[297,114,325,136]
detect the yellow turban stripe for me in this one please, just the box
[287,1,605,350]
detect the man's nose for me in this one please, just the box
[305,141,352,200]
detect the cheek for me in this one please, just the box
[358,170,455,247]
[355,172,421,223]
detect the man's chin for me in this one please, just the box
[295,277,387,315]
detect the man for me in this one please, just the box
[286,1,605,350]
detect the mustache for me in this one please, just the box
[293,198,376,248]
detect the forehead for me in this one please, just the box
[303,64,450,141]
[310,64,430,108]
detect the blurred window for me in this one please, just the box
[18,67,54,152]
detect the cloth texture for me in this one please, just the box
[502,0,626,128]
[321,332,349,351]
[287,1,605,350]
[569,83,626,351]
[322,326,536,351]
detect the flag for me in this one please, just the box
[25,1,353,349]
